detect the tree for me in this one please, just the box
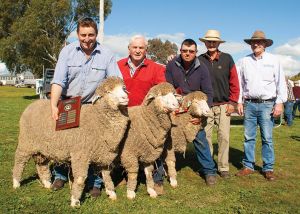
[0,0,112,77]
[147,38,178,65]
[291,72,300,81]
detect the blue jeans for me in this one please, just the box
[53,164,103,188]
[292,99,300,118]
[284,101,294,126]
[153,158,164,185]
[243,101,275,172]
[193,129,217,175]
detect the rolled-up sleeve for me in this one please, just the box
[51,47,69,88]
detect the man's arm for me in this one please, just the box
[236,59,244,116]
[199,64,213,107]
[106,55,122,78]
[50,84,63,120]
[50,46,69,120]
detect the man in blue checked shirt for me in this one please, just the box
[50,17,121,197]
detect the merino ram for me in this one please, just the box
[163,91,211,188]
[120,82,179,199]
[12,77,129,207]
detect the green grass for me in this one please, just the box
[1,86,300,213]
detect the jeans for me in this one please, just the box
[284,101,294,126]
[53,164,103,188]
[243,101,275,172]
[193,129,217,175]
[292,99,300,118]
[152,158,165,185]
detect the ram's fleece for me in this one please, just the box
[120,82,179,199]
[12,77,129,207]
[163,91,210,188]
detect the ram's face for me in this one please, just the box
[109,84,129,106]
[190,99,210,117]
[156,92,179,113]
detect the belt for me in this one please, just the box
[245,98,275,103]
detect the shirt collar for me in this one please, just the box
[204,50,221,61]
[251,51,265,60]
[126,56,148,67]
[75,41,101,54]
[175,56,200,69]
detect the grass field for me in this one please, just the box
[1,86,299,214]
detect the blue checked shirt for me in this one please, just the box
[51,41,122,103]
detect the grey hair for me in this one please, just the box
[129,34,148,47]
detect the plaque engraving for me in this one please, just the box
[56,96,81,131]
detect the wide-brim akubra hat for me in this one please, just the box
[244,30,273,47]
[199,30,225,43]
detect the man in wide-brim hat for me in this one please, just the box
[244,30,273,47]
[236,30,287,181]
[199,29,225,43]
[199,30,240,180]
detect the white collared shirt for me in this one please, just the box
[237,51,287,104]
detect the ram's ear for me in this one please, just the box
[144,93,156,106]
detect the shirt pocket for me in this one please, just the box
[67,62,81,82]
[261,64,275,83]
[87,63,107,83]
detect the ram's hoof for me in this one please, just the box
[147,188,157,198]
[13,178,20,189]
[106,189,117,200]
[170,177,178,188]
[127,190,136,200]
[70,196,80,207]
[42,180,52,189]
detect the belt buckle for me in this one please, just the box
[257,99,264,103]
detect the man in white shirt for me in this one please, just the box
[236,30,287,181]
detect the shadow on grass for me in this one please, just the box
[20,174,39,186]
[291,135,300,141]
[23,95,39,100]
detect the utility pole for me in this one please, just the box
[98,0,104,43]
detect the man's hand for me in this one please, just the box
[51,106,59,121]
[167,54,176,63]
[237,103,244,116]
[225,103,235,116]
[190,117,201,125]
[272,103,283,118]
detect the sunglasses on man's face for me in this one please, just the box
[180,49,196,54]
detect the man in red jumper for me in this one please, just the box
[118,34,166,194]
[118,35,166,107]
[199,30,240,179]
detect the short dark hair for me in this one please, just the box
[77,17,98,35]
[181,39,197,49]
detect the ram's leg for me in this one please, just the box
[102,169,116,200]
[126,171,138,200]
[121,152,139,200]
[70,158,88,207]
[166,160,177,188]
[34,157,51,189]
[164,144,178,188]
[12,148,31,189]
[144,164,157,198]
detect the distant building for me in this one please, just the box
[0,70,35,86]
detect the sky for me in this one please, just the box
[1,0,300,76]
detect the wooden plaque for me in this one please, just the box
[56,96,81,131]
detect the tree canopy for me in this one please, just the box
[147,38,178,65]
[0,0,112,77]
